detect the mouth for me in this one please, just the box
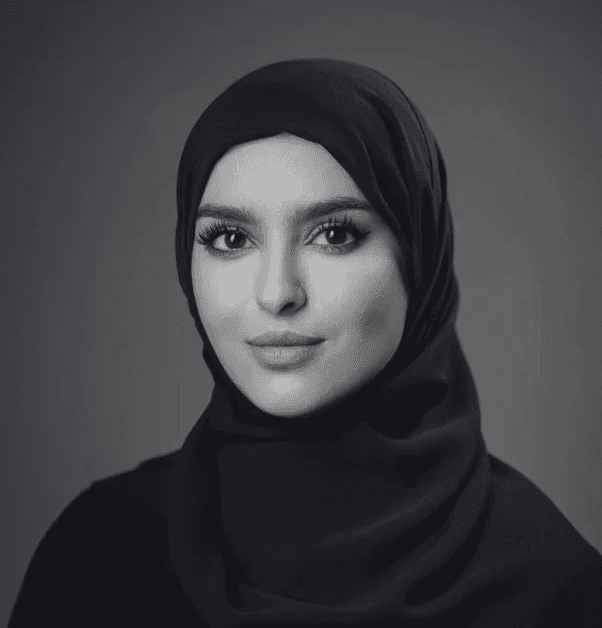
[246,331,325,347]
[247,342,324,370]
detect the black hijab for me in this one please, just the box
[168,58,490,626]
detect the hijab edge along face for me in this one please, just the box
[190,132,410,421]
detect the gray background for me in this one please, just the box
[2,0,601,624]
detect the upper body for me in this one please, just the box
[9,59,602,626]
[9,449,602,627]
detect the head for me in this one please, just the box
[177,59,458,423]
[191,133,407,417]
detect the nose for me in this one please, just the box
[255,246,307,316]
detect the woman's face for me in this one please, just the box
[192,133,407,417]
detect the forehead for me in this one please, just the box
[200,133,365,211]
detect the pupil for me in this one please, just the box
[327,228,347,245]
[227,232,245,248]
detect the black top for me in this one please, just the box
[8,450,602,627]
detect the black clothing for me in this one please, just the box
[8,447,602,626]
[10,59,602,626]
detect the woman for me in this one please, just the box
[9,59,602,627]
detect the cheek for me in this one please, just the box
[207,280,243,310]
[358,301,394,339]
[192,264,247,335]
[322,256,404,340]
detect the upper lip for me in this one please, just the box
[246,331,325,347]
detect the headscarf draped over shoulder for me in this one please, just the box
[170,58,490,626]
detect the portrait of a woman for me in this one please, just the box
[8,57,602,627]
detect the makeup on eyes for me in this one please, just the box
[194,212,371,259]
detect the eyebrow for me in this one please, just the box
[196,196,374,226]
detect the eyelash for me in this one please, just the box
[194,213,370,259]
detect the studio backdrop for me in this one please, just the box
[2,1,601,626]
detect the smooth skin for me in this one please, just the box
[191,133,407,417]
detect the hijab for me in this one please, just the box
[168,58,491,626]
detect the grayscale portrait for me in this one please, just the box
[4,2,601,626]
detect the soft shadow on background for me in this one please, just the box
[1,0,600,624]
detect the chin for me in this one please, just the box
[243,380,325,418]
[237,366,357,418]
[250,394,320,419]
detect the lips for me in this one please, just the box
[246,331,325,347]
[247,342,323,370]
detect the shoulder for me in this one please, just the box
[9,451,186,627]
[92,449,178,516]
[487,453,599,554]
[486,453,602,606]
[46,449,178,533]
[27,449,178,564]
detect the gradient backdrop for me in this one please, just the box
[2,1,601,624]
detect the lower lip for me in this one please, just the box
[248,343,323,370]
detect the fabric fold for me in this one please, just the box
[169,58,493,625]
[167,324,492,625]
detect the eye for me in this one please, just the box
[211,230,250,252]
[308,214,370,254]
[195,221,253,258]
[311,225,356,246]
